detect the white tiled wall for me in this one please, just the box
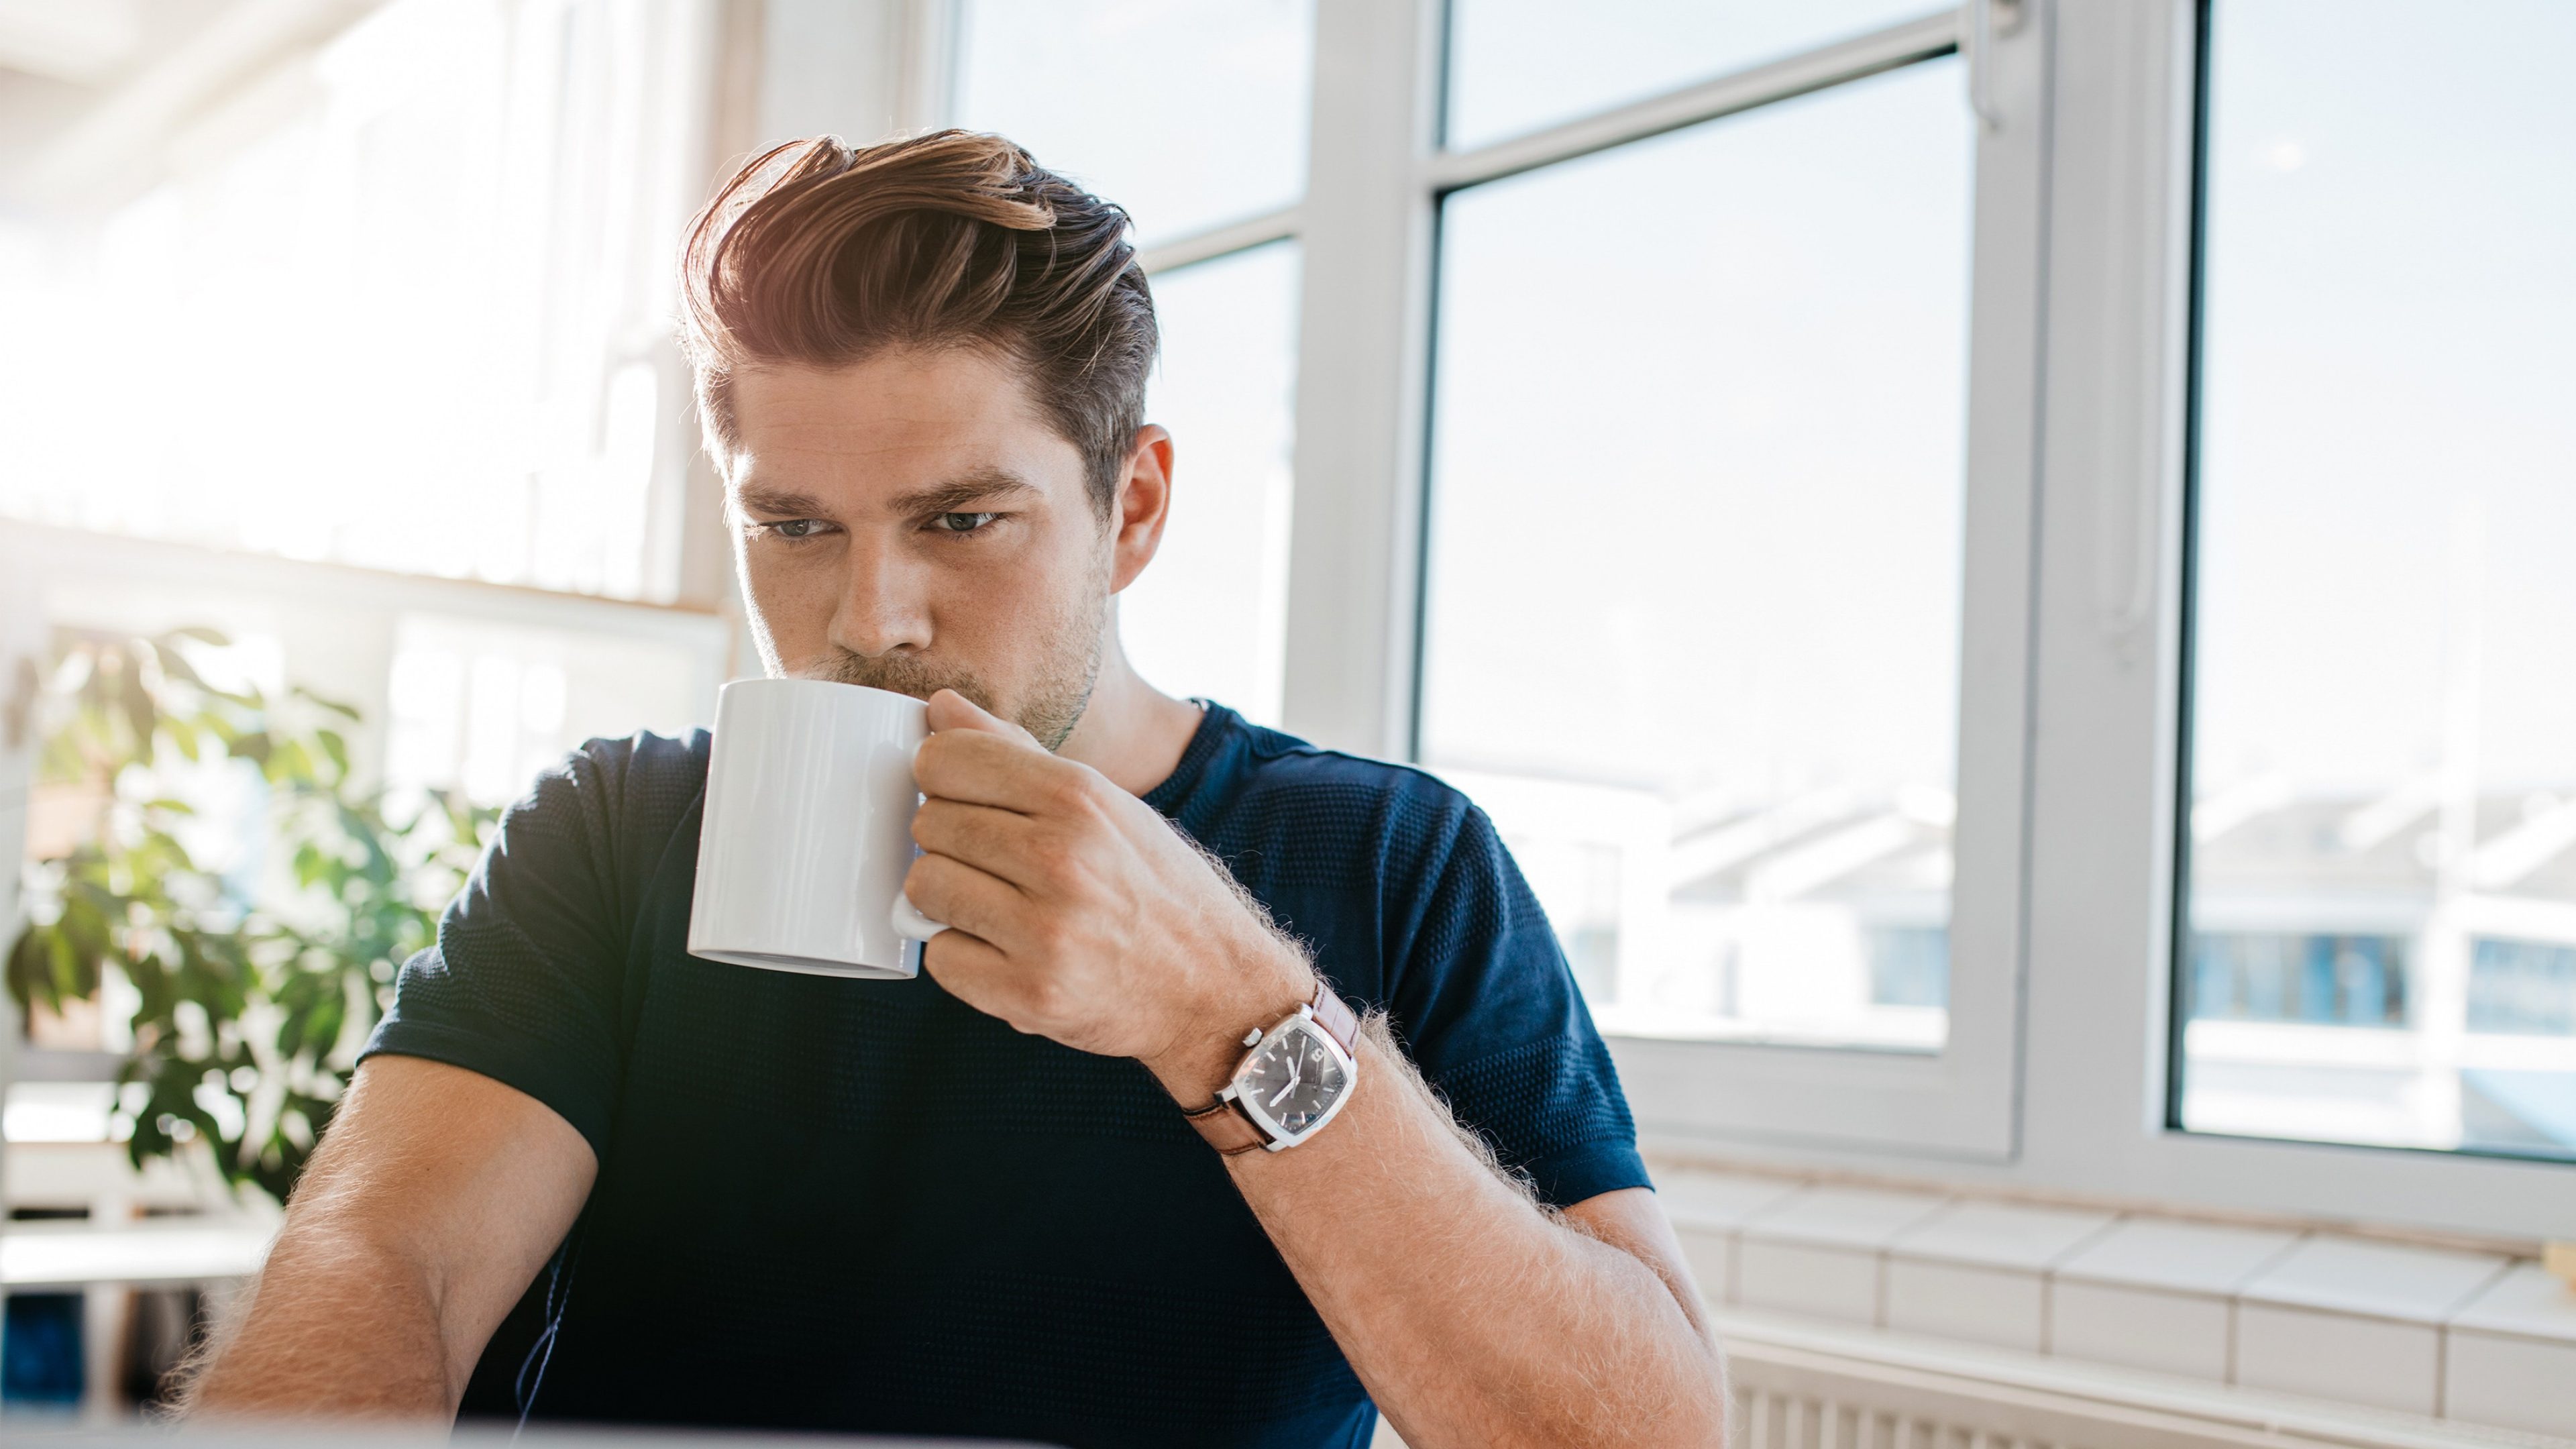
[1733,1185,1945,1325]
[2444,1264,2576,1438]
[2047,1279,2233,1383]
[1656,1165,2574,1439]
[1884,1258,2047,1350]
[2446,1330,2576,1439]
[2235,1301,2444,1416]
[1736,1238,1880,1324]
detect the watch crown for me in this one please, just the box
[1241,1026,1265,1047]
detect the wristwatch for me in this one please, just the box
[1183,983,1360,1155]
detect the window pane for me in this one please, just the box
[2180,1,2576,1160]
[1419,59,1970,1049]
[0,0,703,601]
[1120,244,1300,726]
[1445,0,1943,151]
[955,0,1313,248]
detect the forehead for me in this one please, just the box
[724,348,1081,495]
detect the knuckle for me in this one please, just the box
[1027,975,1072,1021]
[903,854,941,899]
[1036,854,1081,895]
[1046,769,1097,815]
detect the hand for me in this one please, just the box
[903,690,1316,1099]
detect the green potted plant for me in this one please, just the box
[7,628,494,1205]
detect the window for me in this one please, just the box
[1419,60,1972,1051]
[1444,0,1946,149]
[954,0,1315,247]
[1357,1,2043,1158]
[2176,0,2576,1162]
[0,0,710,602]
[18,0,2569,1248]
[954,0,1313,724]
[385,614,719,807]
[1122,244,1302,724]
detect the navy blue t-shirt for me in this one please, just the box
[362,702,1648,1448]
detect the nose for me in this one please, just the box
[827,532,933,660]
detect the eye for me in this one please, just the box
[764,519,833,540]
[930,511,999,535]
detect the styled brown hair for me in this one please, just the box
[680,131,1157,515]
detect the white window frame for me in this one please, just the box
[922,0,2049,1157]
[773,0,2576,1236]
[4,0,2561,1244]
[1993,0,2575,1240]
[1249,1,2047,1161]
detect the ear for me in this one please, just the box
[1106,423,1175,594]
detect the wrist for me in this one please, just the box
[1143,936,1316,1106]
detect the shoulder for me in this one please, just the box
[557,728,710,800]
[521,728,708,805]
[1202,714,1487,847]
[493,729,710,878]
[1177,710,1507,906]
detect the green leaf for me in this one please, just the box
[118,662,157,754]
[148,639,211,692]
[12,624,508,1203]
[7,926,54,1012]
[293,686,362,722]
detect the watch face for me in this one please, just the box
[1239,1022,1349,1137]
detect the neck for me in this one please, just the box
[1057,620,1204,797]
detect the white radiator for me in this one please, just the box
[1373,1311,2571,1449]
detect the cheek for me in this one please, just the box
[736,544,841,647]
[938,525,1101,619]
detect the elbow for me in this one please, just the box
[1644,1369,1731,1449]
[1617,1334,1733,1449]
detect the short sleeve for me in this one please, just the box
[360,738,669,1158]
[1384,798,1650,1210]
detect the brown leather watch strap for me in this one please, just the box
[1182,1098,1268,1156]
[1182,981,1358,1156]
[1307,981,1358,1055]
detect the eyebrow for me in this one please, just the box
[730,466,1040,521]
[731,482,833,519]
[883,466,1040,517]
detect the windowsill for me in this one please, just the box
[1654,1159,2575,1438]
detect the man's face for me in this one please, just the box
[723,347,1133,749]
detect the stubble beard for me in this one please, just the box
[797,556,1110,753]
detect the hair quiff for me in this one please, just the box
[679,130,1157,515]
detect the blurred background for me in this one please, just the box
[0,0,2569,1436]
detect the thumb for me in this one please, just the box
[926,688,1038,745]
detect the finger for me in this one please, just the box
[902,851,1027,948]
[911,797,1054,892]
[915,728,1094,815]
[918,930,1042,1032]
[926,688,1040,747]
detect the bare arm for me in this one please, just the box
[182,1055,596,1419]
[905,692,1727,1449]
[1148,1014,1726,1449]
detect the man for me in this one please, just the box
[189,131,1726,1448]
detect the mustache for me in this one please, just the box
[798,650,998,715]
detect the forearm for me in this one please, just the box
[1155,1018,1725,1449]
[184,1222,458,1419]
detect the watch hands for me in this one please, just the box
[1269,1057,1301,1108]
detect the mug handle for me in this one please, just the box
[894,747,949,943]
[892,890,947,942]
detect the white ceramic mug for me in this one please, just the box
[688,678,947,979]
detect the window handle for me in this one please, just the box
[1967,0,2026,130]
